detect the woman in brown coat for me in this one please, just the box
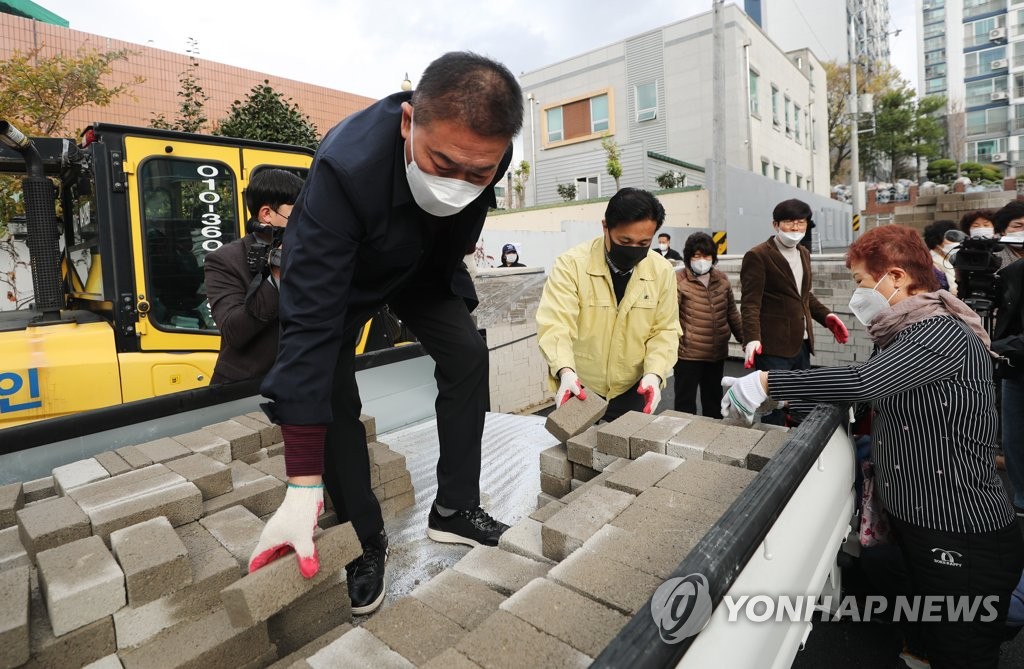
[674,232,744,417]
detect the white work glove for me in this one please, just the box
[743,341,762,369]
[637,373,662,414]
[721,372,769,425]
[556,368,587,407]
[249,483,324,578]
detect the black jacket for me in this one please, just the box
[994,257,1024,377]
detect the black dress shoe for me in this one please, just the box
[346,529,388,615]
[427,503,509,547]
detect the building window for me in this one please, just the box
[546,107,563,142]
[794,105,802,143]
[575,176,599,200]
[964,16,1006,49]
[773,164,781,181]
[771,85,780,127]
[761,159,770,176]
[926,77,947,95]
[543,90,613,146]
[796,175,804,189]
[635,83,657,122]
[964,46,1008,78]
[966,76,1008,106]
[591,94,610,132]
[784,95,792,134]
[966,107,1009,136]
[749,69,760,117]
[785,169,792,185]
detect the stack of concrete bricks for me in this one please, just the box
[0,411,414,669]
[893,189,1015,235]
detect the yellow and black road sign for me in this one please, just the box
[712,231,727,255]
[852,214,861,232]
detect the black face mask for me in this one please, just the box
[606,237,648,271]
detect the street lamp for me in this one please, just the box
[527,93,538,206]
[401,73,412,92]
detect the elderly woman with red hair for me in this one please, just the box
[722,225,1023,669]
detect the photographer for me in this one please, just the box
[205,169,303,384]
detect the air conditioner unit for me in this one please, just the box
[992,91,1010,101]
[992,152,1008,163]
[992,59,1009,70]
[990,28,1007,41]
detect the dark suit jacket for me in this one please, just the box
[261,91,512,425]
[205,233,280,383]
[740,236,830,357]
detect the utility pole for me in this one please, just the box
[528,94,538,207]
[711,0,727,230]
[848,13,861,233]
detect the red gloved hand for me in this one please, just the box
[556,369,587,407]
[249,483,324,578]
[637,373,662,414]
[825,314,849,344]
[743,341,762,369]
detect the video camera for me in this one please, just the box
[246,224,285,277]
[951,236,1024,333]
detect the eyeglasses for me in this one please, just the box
[273,209,290,221]
[776,219,808,231]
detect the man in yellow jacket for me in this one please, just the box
[537,188,681,420]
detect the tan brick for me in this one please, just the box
[363,597,467,665]
[411,569,506,631]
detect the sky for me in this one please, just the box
[40,0,920,100]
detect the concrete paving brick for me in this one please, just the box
[539,444,572,479]
[113,446,153,470]
[603,458,629,473]
[501,577,629,658]
[747,428,791,471]
[541,485,635,561]
[656,458,758,506]
[238,448,268,465]
[580,523,691,580]
[380,489,415,520]
[657,409,704,420]
[383,471,413,498]
[632,486,730,525]
[0,482,23,529]
[133,438,192,464]
[369,444,407,484]
[83,655,123,669]
[420,648,482,669]
[26,574,115,669]
[163,452,233,499]
[268,571,349,656]
[67,465,204,542]
[360,413,377,441]
[0,526,28,571]
[455,610,590,669]
[22,477,55,504]
[536,492,558,509]
[629,415,692,458]
[544,392,608,442]
[52,458,110,495]
[539,473,571,498]
[665,418,726,460]
[452,546,552,596]
[244,410,273,426]
[251,454,287,482]
[411,569,506,631]
[202,473,285,518]
[16,495,91,557]
[0,565,29,669]
[704,424,764,467]
[110,516,191,606]
[205,419,262,460]
[264,623,352,669]
[604,452,685,495]
[199,506,265,573]
[93,451,132,477]
[609,504,715,551]
[37,535,125,636]
[547,542,663,615]
[529,499,566,523]
[232,414,282,449]
[306,627,414,669]
[498,516,553,564]
[572,463,599,482]
[118,608,270,669]
[596,411,656,458]
[267,442,285,457]
[565,425,598,467]
[221,523,362,627]
[170,429,232,464]
[364,596,467,665]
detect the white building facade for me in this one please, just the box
[520,4,830,207]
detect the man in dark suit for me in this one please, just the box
[655,232,683,261]
[205,169,303,384]
[739,198,849,424]
[248,52,523,615]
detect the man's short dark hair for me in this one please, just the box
[411,51,523,139]
[683,232,717,264]
[605,188,666,230]
[993,200,1024,234]
[923,220,956,250]
[958,209,994,234]
[245,169,304,219]
[658,233,671,241]
[772,198,813,223]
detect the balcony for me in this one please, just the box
[966,150,1013,164]
[1012,117,1024,131]
[967,121,1010,136]
[965,1,1009,19]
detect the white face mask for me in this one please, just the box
[970,226,995,239]
[658,243,669,252]
[940,242,959,256]
[1001,232,1024,243]
[690,258,713,275]
[506,253,518,263]
[405,121,487,217]
[848,273,899,326]
[776,230,804,248]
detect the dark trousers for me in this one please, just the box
[887,516,1024,669]
[323,294,488,544]
[604,380,646,422]
[673,358,726,419]
[755,340,810,425]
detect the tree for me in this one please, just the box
[601,136,622,191]
[859,88,946,182]
[656,171,686,189]
[511,160,530,208]
[150,38,209,133]
[556,183,577,201]
[909,95,947,179]
[946,98,968,179]
[0,46,143,136]
[215,81,319,149]
[824,60,903,182]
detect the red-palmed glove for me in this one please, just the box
[556,369,587,407]
[637,373,662,414]
[825,314,849,344]
[743,341,762,369]
[248,483,324,578]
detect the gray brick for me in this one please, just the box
[237,448,268,465]
[501,577,629,658]
[369,443,407,484]
[171,430,232,464]
[0,526,28,571]
[539,473,571,498]
[580,523,691,580]
[452,546,551,596]
[251,454,287,482]
[114,446,153,470]
[656,458,757,506]
[539,444,572,479]
[360,414,377,441]
[26,574,116,669]
[93,451,132,477]
[364,596,467,665]
[133,437,191,464]
[541,485,635,561]
[632,486,730,526]
[604,452,684,495]
[268,571,349,657]
[420,648,482,669]
[37,536,125,636]
[16,495,91,557]
[0,565,29,669]
[202,471,285,518]
[536,492,558,510]
[565,426,598,467]
[704,425,764,467]
[629,415,692,458]
[529,499,566,523]
[52,458,110,495]
[609,504,715,550]
[163,452,233,499]
[83,655,123,669]
[544,392,608,442]
[22,477,54,504]
[199,505,265,572]
[596,411,656,458]
[547,542,663,615]
[0,483,23,530]
[455,610,590,669]
[307,627,414,669]
[264,623,352,669]
[572,462,599,482]
[110,516,191,606]
[665,418,726,460]
[118,608,270,669]
[380,489,415,520]
[205,419,262,460]
[411,569,506,631]
[383,471,413,498]
[498,517,553,564]
[232,415,282,449]
[220,523,362,628]
[747,428,791,471]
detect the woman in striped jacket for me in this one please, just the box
[722,225,1023,669]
